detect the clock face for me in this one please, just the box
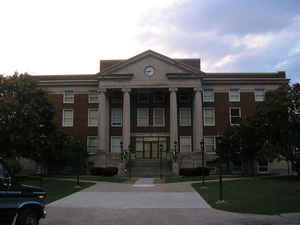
[144,66,155,76]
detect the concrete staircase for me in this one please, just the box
[130,159,173,177]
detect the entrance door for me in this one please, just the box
[135,137,167,159]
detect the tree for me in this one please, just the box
[0,73,55,162]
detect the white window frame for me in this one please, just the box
[204,136,216,154]
[203,89,214,102]
[88,91,98,103]
[88,108,98,127]
[111,108,122,127]
[64,90,74,104]
[203,107,215,126]
[62,109,73,127]
[255,89,265,102]
[87,136,97,154]
[137,108,149,127]
[229,89,240,102]
[179,136,192,152]
[230,107,241,126]
[153,108,165,127]
[111,136,121,153]
[179,107,191,127]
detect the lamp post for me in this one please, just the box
[39,124,46,187]
[200,140,205,186]
[76,138,81,187]
[174,141,178,162]
[216,134,224,204]
[159,144,163,179]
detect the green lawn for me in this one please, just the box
[45,175,129,183]
[165,175,243,183]
[192,176,300,215]
[22,178,95,204]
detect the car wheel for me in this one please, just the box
[16,209,39,225]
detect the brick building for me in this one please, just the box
[31,50,288,176]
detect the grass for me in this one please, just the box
[44,175,129,183]
[22,178,95,204]
[165,174,243,183]
[192,176,300,215]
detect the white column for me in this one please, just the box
[98,88,107,152]
[169,88,178,151]
[193,88,203,152]
[122,88,131,151]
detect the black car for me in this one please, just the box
[0,159,46,225]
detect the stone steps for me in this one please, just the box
[130,159,172,177]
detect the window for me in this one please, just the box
[63,109,73,127]
[137,94,149,104]
[111,136,121,153]
[204,136,215,154]
[87,136,97,154]
[229,89,240,102]
[137,108,149,127]
[203,89,214,102]
[64,90,74,103]
[179,108,191,126]
[230,107,241,125]
[203,107,215,126]
[179,93,191,104]
[180,136,192,152]
[153,108,165,127]
[255,89,264,102]
[111,108,122,127]
[153,94,165,104]
[88,91,98,103]
[88,108,98,127]
[111,94,122,104]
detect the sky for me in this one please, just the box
[0,0,299,83]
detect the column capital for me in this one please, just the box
[193,87,202,92]
[121,88,131,93]
[169,87,178,92]
[98,88,107,93]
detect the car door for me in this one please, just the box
[0,162,17,225]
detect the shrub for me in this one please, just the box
[90,167,104,176]
[179,167,210,177]
[102,167,118,177]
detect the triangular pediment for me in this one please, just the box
[97,50,203,82]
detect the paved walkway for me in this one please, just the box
[41,179,300,225]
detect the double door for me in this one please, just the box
[135,137,167,159]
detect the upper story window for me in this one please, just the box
[62,109,73,127]
[179,107,191,127]
[137,108,149,127]
[153,94,165,104]
[88,91,98,103]
[204,136,215,154]
[87,136,97,154]
[230,107,241,125]
[229,89,240,102]
[64,90,74,104]
[88,108,98,127]
[180,136,192,152]
[153,108,165,127]
[137,94,149,104]
[111,94,122,105]
[203,89,214,102]
[111,136,121,153]
[179,93,191,104]
[203,107,215,126]
[255,89,265,102]
[111,108,122,127]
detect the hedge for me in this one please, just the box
[90,167,118,177]
[179,167,211,177]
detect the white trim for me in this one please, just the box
[137,108,149,127]
[179,107,192,127]
[229,107,241,126]
[229,89,240,102]
[62,109,73,127]
[88,91,98,103]
[179,136,192,152]
[88,108,98,127]
[111,136,121,153]
[204,136,216,154]
[203,107,215,126]
[255,89,265,102]
[111,108,122,127]
[63,90,74,104]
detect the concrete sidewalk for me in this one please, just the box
[41,180,300,225]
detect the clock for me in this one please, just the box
[144,66,155,76]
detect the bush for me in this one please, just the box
[179,167,210,177]
[90,167,104,176]
[3,158,22,176]
[103,167,118,177]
